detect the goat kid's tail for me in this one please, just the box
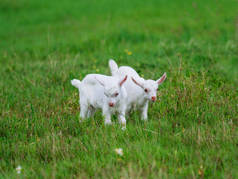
[71,79,81,89]
[109,59,119,76]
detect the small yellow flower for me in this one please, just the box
[124,49,132,55]
[96,69,99,72]
[127,51,132,55]
[198,169,202,175]
[198,165,203,176]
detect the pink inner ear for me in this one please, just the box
[157,73,166,84]
[119,75,127,86]
[131,77,144,88]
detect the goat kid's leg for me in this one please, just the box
[118,113,126,130]
[79,103,88,122]
[87,106,95,118]
[103,108,112,125]
[141,101,148,121]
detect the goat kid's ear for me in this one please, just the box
[157,72,167,85]
[119,75,127,87]
[131,77,144,89]
[95,77,105,86]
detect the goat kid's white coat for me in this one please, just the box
[71,74,128,129]
[109,59,166,121]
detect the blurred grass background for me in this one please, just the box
[0,0,237,178]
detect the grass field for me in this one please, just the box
[0,0,238,178]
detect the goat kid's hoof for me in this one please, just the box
[121,123,126,130]
[121,126,126,130]
[141,118,148,121]
[79,118,86,123]
[105,121,112,125]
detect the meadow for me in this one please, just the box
[0,0,238,178]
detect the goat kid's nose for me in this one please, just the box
[151,96,156,102]
[109,102,114,107]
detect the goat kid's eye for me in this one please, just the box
[114,92,119,97]
[144,88,148,93]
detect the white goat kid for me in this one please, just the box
[109,59,166,121]
[71,74,128,128]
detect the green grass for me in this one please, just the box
[0,0,238,178]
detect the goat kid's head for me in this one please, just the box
[96,75,127,107]
[132,73,166,102]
